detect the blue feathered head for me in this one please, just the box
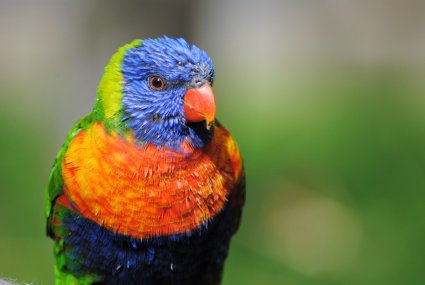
[96,37,216,150]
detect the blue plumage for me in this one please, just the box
[121,37,215,149]
[47,37,245,285]
[54,176,244,285]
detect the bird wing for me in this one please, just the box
[45,114,94,237]
[229,167,246,235]
[215,120,246,234]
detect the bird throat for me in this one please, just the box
[61,123,242,238]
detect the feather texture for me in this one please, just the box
[46,37,245,285]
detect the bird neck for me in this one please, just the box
[123,111,215,151]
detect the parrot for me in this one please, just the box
[45,37,245,285]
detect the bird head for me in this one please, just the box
[94,37,216,150]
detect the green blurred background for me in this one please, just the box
[1,1,425,284]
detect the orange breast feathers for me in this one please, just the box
[61,123,243,238]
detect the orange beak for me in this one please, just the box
[184,83,216,128]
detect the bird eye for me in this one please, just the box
[149,76,165,91]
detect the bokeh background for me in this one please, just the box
[1,0,425,284]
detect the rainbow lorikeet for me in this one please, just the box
[46,37,245,285]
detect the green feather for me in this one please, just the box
[55,264,99,285]
[45,39,142,231]
[94,39,142,133]
[45,114,93,230]
[46,39,144,284]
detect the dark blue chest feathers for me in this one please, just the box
[55,197,243,285]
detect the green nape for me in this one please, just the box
[93,39,142,131]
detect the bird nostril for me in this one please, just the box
[190,78,206,88]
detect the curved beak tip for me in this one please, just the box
[184,83,216,127]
